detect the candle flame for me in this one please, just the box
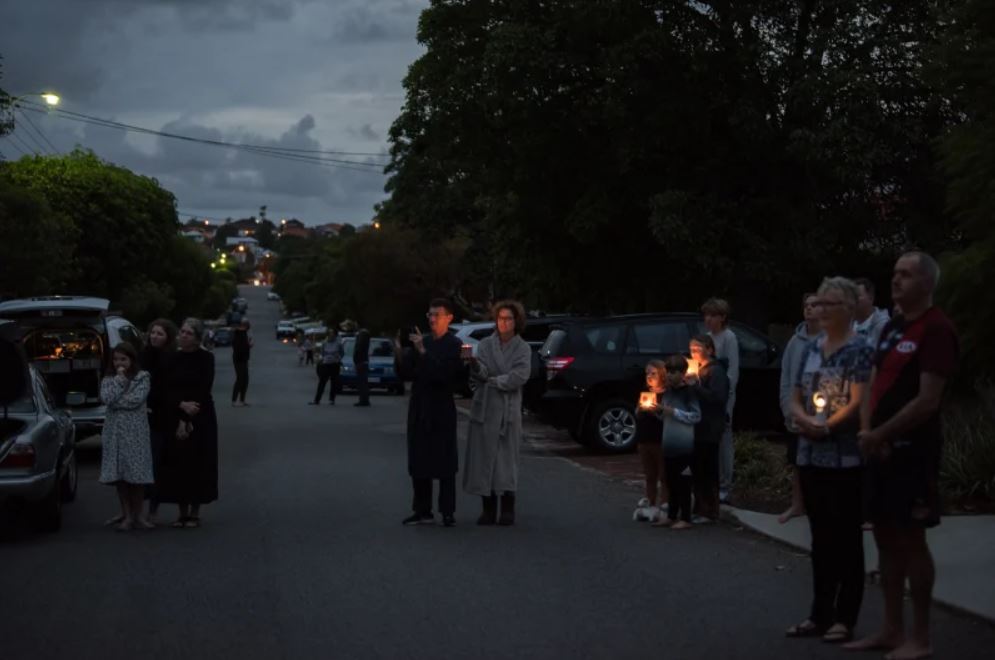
[812,393,827,411]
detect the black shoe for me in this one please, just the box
[402,513,434,526]
[477,494,497,525]
[498,492,516,526]
[442,514,456,527]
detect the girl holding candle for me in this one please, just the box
[652,355,701,529]
[686,334,729,521]
[785,277,874,644]
[632,360,668,522]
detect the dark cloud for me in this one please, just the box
[0,0,427,223]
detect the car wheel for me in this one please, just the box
[586,398,638,453]
[60,449,78,503]
[33,478,62,533]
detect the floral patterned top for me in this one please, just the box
[795,335,874,469]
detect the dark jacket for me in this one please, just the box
[396,332,465,478]
[690,357,730,444]
[232,329,251,362]
[353,329,370,365]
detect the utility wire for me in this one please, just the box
[15,107,59,154]
[11,123,48,155]
[7,131,37,156]
[18,100,391,171]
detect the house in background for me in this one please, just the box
[278,218,310,239]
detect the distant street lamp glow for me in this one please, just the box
[40,93,60,106]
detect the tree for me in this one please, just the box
[0,174,77,297]
[0,56,14,140]
[381,1,956,325]
[933,0,995,381]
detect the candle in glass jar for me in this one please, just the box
[460,343,473,359]
[812,393,828,422]
[686,359,700,377]
[639,392,657,409]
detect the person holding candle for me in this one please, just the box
[785,277,874,644]
[701,298,739,504]
[778,292,822,524]
[686,335,729,522]
[632,359,668,522]
[652,355,701,529]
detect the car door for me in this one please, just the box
[624,320,691,396]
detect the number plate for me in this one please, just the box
[72,358,101,370]
[34,360,70,373]
[368,376,381,383]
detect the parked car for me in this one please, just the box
[535,313,782,452]
[266,292,281,301]
[212,327,233,347]
[276,320,296,341]
[232,297,248,313]
[0,332,78,532]
[0,296,143,436]
[450,316,577,406]
[339,336,404,395]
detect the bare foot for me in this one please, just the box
[671,520,693,530]
[135,517,156,530]
[103,514,125,527]
[843,633,903,652]
[884,641,932,660]
[778,504,805,524]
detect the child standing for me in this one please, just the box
[632,360,668,522]
[99,343,155,531]
[653,355,701,529]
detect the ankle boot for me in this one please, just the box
[477,494,497,525]
[498,492,516,526]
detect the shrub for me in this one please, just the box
[733,433,792,512]
[941,387,995,506]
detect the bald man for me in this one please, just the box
[847,251,958,660]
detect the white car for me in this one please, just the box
[266,292,280,301]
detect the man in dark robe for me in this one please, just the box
[395,298,465,527]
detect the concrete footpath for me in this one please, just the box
[726,507,995,622]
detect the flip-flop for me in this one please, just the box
[170,517,188,528]
[823,625,853,643]
[184,517,201,529]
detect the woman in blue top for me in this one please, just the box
[785,277,874,644]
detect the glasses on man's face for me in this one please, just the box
[426,312,451,319]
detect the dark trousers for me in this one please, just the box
[693,442,720,519]
[314,363,341,403]
[305,350,314,365]
[412,477,456,516]
[799,467,865,628]
[355,361,370,404]
[232,360,249,403]
[664,454,693,522]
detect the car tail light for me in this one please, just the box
[0,443,36,469]
[545,356,575,380]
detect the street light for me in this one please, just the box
[39,93,60,106]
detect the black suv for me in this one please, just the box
[535,314,782,452]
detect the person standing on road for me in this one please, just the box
[353,325,371,407]
[652,355,701,530]
[140,318,177,523]
[303,336,315,366]
[231,319,253,407]
[701,298,739,504]
[99,342,155,531]
[394,298,465,527]
[846,252,958,660]
[462,300,532,526]
[311,327,345,405]
[786,277,873,644]
[158,318,219,529]
[686,334,729,522]
[777,293,821,524]
[632,360,668,523]
[853,277,891,348]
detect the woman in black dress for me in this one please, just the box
[140,318,177,523]
[158,318,219,528]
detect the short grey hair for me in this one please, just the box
[901,251,941,290]
[817,276,860,311]
[181,317,205,342]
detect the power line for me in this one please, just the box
[18,100,391,173]
[7,131,37,156]
[15,108,59,154]
[10,122,47,155]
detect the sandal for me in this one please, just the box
[170,517,188,528]
[786,620,825,638]
[822,624,852,643]
[184,517,201,529]
[115,520,133,532]
[135,518,156,530]
[104,514,125,527]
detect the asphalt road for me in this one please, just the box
[2,285,993,659]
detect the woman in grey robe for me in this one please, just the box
[463,300,533,525]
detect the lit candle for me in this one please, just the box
[639,392,657,409]
[812,393,828,423]
[686,359,700,377]
[460,343,473,359]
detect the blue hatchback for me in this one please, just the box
[338,336,404,395]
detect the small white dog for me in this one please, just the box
[632,497,666,522]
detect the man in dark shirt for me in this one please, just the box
[231,320,253,407]
[353,326,371,407]
[846,252,958,660]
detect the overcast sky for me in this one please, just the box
[0,0,429,226]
